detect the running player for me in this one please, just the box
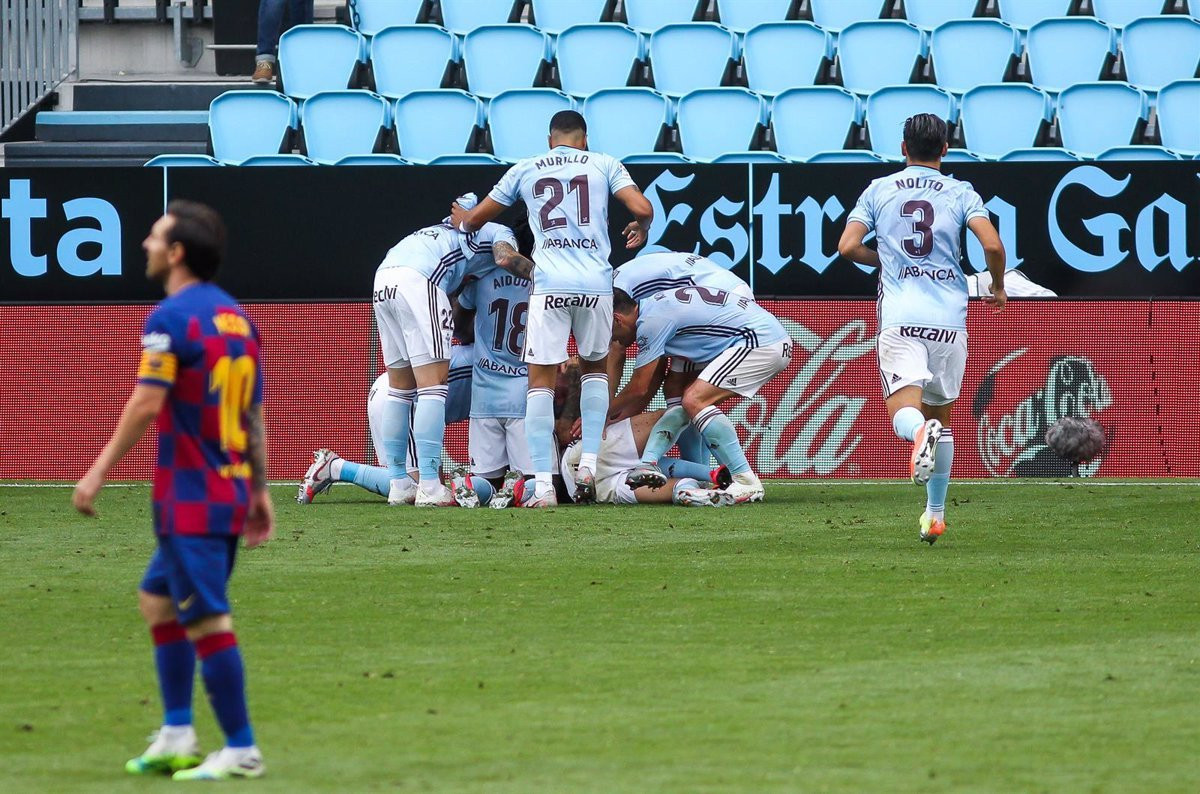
[837,113,1007,544]
[73,202,271,780]
[450,110,654,508]
[612,286,793,504]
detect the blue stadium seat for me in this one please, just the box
[903,0,982,30]
[771,86,861,161]
[488,88,576,161]
[806,150,889,162]
[622,152,696,163]
[1092,0,1167,28]
[439,0,516,35]
[582,88,672,160]
[865,85,957,158]
[712,151,792,163]
[960,83,1052,158]
[144,154,222,167]
[1157,79,1200,155]
[335,154,411,165]
[1122,17,1200,92]
[714,0,793,34]
[557,24,643,97]
[300,90,392,164]
[996,0,1074,30]
[1057,82,1149,156]
[809,0,889,32]
[462,25,552,99]
[369,26,458,98]
[648,23,739,97]
[1097,145,1182,160]
[530,0,611,34]
[677,87,768,161]
[393,89,485,162]
[1026,18,1117,93]
[743,22,832,95]
[209,91,297,163]
[349,0,424,36]
[278,25,367,100]
[429,153,508,164]
[624,0,701,33]
[930,20,1020,94]
[943,148,985,161]
[997,147,1083,160]
[239,154,317,166]
[837,21,928,96]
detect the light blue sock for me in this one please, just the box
[338,461,392,497]
[471,476,495,505]
[579,373,609,470]
[667,397,708,464]
[926,428,954,520]
[414,385,448,484]
[639,406,691,465]
[694,405,750,475]
[660,456,712,482]
[380,388,414,480]
[892,406,925,442]
[525,387,556,478]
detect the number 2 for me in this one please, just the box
[674,286,729,306]
[901,200,935,258]
[534,174,590,232]
[209,355,256,453]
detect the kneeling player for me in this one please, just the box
[611,286,792,503]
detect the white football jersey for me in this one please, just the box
[488,145,636,296]
[847,165,989,331]
[377,221,515,295]
[614,251,752,303]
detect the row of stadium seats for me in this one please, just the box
[277,16,1200,100]
[347,0,1192,36]
[198,80,1200,165]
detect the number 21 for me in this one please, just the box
[534,175,590,232]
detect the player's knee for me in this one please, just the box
[138,590,176,626]
[185,612,233,640]
[681,390,714,418]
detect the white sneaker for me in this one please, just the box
[415,483,457,507]
[625,464,667,490]
[673,487,735,507]
[522,482,558,508]
[172,745,265,781]
[573,466,597,504]
[125,725,201,775]
[489,470,524,509]
[387,477,417,506]
[297,448,339,504]
[910,419,943,485]
[725,472,765,504]
[450,465,480,508]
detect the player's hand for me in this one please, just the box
[449,202,468,231]
[243,489,275,549]
[623,221,647,249]
[72,472,103,517]
[984,284,1007,314]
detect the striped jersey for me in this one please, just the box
[633,286,789,368]
[376,220,516,294]
[614,251,751,303]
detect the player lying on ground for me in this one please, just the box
[611,286,793,504]
[837,112,1007,544]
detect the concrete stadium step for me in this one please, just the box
[36,111,210,143]
[4,140,209,167]
[71,81,249,111]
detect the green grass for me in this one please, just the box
[2,481,1199,793]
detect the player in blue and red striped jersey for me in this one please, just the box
[74,201,274,781]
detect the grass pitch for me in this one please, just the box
[2,481,1198,793]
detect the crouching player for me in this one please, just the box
[611,286,793,503]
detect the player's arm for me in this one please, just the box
[614,185,654,250]
[451,196,508,234]
[492,240,535,280]
[968,215,1007,313]
[837,220,880,268]
[608,358,667,423]
[242,402,274,548]
[73,384,168,516]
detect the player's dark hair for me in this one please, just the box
[509,203,535,257]
[549,110,587,136]
[612,287,637,314]
[165,200,226,281]
[903,113,947,162]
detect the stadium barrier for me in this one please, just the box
[0,0,78,135]
[2,299,1196,481]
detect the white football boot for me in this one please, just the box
[724,472,765,504]
[673,487,736,507]
[489,470,524,509]
[296,448,339,504]
[522,481,558,508]
[387,477,418,506]
[172,746,265,781]
[573,466,597,504]
[415,482,457,507]
[450,465,480,508]
[125,725,201,775]
[910,419,942,485]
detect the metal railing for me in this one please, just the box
[1,0,79,135]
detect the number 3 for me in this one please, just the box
[901,200,935,258]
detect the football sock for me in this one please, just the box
[694,406,751,476]
[195,632,254,749]
[671,477,702,498]
[659,456,713,482]
[414,386,448,488]
[639,406,690,464]
[926,428,954,521]
[151,620,194,727]
[892,406,925,442]
[666,398,709,464]
[337,461,391,497]
[525,387,556,484]
[380,388,415,480]
[472,477,495,505]
[579,373,609,471]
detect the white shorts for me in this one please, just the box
[559,419,641,504]
[524,292,613,364]
[697,340,792,398]
[876,325,968,405]
[468,416,530,479]
[373,267,452,368]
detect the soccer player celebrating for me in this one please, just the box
[612,286,793,504]
[837,113,1007,544]
[450,110,654,507]
[73,202,272,780]
[372,193,533,507]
